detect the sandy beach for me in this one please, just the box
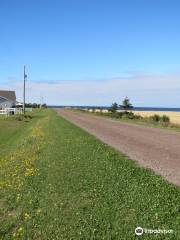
[133,111,180,124]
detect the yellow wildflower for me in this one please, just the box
[37,208,42,214]
[24,213,31,220]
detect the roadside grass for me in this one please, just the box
[0,111,39,156]
[0,109,180,239]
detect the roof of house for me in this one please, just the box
[0,90,16,101]
[0,96,7,103]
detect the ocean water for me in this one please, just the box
[49,106,180,112]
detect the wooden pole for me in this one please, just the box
[23,66,26,115]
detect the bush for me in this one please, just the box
[14,114,33,122]
[149,114,161,122]
[148,114,170,126]
[125,111,134,119]
[117,112,124,118]
[160,115,170,123]
[111,112,121,118]
[120,111,142,120]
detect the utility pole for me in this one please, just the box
[40,96,43,109]
[23,66,27,114]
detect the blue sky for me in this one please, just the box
[0,0,180,106]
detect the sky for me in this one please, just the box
[0,0,180,106]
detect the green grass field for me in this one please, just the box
[0,110,180,239]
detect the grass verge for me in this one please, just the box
[0,109,180,239]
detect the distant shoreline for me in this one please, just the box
[49,106,180,112]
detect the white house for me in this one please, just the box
[0,90,16,109]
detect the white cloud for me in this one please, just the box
[0,72,180,107]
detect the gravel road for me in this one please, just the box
[55,109,180,186]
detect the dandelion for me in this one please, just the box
[16,193,21,201]
[18,227,23,232]
[37,208,42,214]
[24,213,31,220]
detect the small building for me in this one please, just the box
[0,90,16,109]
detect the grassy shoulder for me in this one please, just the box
[0,112,41,157]
[0,109,180,239]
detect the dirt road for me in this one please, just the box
[55,109,180,186]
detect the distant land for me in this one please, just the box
[49,106,180,112]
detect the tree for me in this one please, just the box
[109,102,118,112]
[42,103,47,108]
[120,97,133,111]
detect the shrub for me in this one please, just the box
[126,111,134,119]
[160,115,170,123]
[117,112,124,118]
[14,114,33,122]
[119,111,142,120]
[149,114,161,122]
[148,114,170,126]
[111,112,121,118]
